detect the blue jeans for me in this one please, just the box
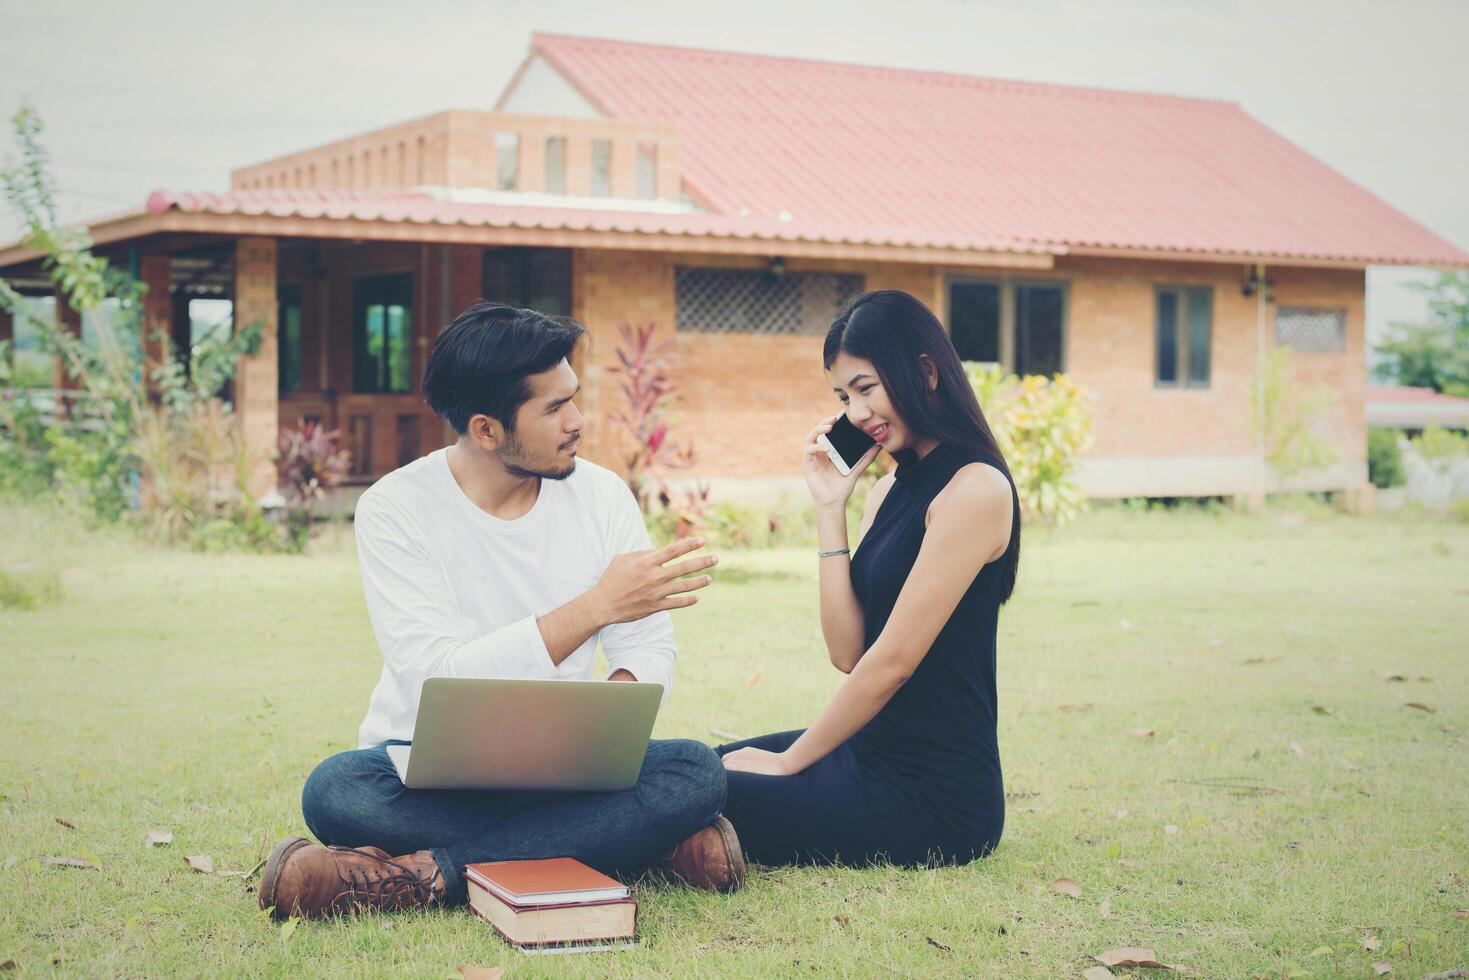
[301,738,726,903]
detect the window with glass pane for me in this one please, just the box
[1186,288,1211,382]
[1155,285,1211,387]
[1014,284,1065,377]
[636,142,657,199]
[482,249,573,317]
[352,274,413,394]
[544,137,566,195]
[591,139,612,197]
[495,132,519,191]
[278,284,302,394]
[1155,290,1179,384]
[949,281,1002,363]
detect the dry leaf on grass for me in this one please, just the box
[1405,702,1435,713]
[54,817,76,830]
[1383,672,1407,682]
[39,856,94,870]
[833,914,850,926]
[925,937,952,952]
[1050,877,1082,898]
[1118,858,1142,868]
[0,961,15,971]
[1099,898,1112,918]
[1128,728,1155,739]
[1454,909,1468,920]
[1289,741,1305,757]
[1372,963,1392,977]
[143,829,173,847]
[1363,936,1381,951]
[1310,704,1334,715]
[1058,703,1094,714]
[457,965,503,980]
[1096,947,1168,968]
[184,855,215,874]
[1083,968,1115,980]
[744,671,763,688]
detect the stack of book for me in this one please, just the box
[464,857,637,955]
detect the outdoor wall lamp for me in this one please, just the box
[1241,265,1275,302]
[767,256,788,280]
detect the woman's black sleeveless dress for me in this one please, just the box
[717,442,1015,866]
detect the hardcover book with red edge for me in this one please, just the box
[464,857,629,907]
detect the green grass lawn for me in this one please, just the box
[1,502,1467,978]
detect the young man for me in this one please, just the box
[258,302,744,919]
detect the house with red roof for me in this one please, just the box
[1366,385,1469,433]
[3,33,1466,503]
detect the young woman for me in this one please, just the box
[718,289,1021,867]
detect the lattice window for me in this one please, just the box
[675,268,864,335]
[1276,306,1346,353]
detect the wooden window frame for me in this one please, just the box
[1153,284,1213,389]
[944,276,1070,376]
[351,272,415,395]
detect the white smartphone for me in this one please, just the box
[816,414,878,477]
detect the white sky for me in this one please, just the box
[2,0,1465,350]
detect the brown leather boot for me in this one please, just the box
[257,836,445,919]
[657,815,747,893]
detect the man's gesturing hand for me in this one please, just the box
[592,537,717,625]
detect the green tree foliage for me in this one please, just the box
[965,365,1094,527]
[1251,347,1340,481]
[1373,272,1469,398]
[0,105,263,538]
[1366,428,1405,489]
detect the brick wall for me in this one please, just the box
[234,237,279,497]
[573,247,1366,496]
[231,110,681,203]
[574,250,941,477]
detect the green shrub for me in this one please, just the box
[1251,347,1340,479]
[186,504,294,554]
[1367,429,1406,488]
[1412,426,1469,462]
[1,106,275,550]
[965,365,1094,527]
[0,562,62,610]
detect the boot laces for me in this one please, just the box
[327,847,442,911]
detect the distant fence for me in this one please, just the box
[1402,449,1469,506]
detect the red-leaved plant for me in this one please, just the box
[606,322,694,512]
[276,418,351,520]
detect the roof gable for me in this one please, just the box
[528,33,1469,267]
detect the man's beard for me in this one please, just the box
[497,429,577,481]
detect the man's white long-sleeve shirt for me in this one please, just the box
[353,448,676,748]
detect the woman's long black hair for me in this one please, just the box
[824,289,1022,603]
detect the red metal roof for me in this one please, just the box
[1368,385,1469,406]
[1366,385,1469,428]
[528,33,1469,267]
[138,188,1043,254]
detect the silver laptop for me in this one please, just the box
[385,677,663,792]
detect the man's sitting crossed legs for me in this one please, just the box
[260,302,743,918]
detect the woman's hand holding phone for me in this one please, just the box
[803,415,879,510]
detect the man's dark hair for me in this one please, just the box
[422,301,586,434]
